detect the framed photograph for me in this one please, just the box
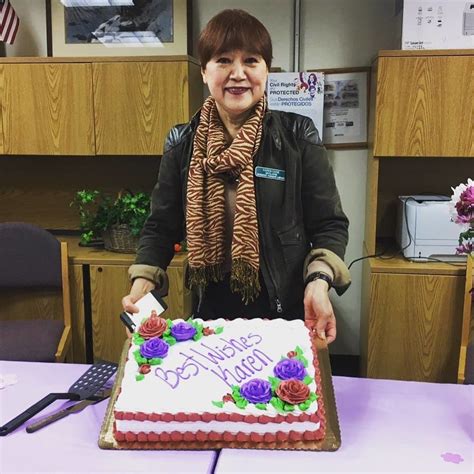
[46,0,190,57]
[308,67,370,149]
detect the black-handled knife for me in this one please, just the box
[25,388,112,433]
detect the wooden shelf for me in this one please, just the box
[368,241,466,275]
[0,55,200,65]
[59,235,187,267]
[378,49,474,58]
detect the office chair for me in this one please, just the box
[0,222,72,362]
[458,255,474,384]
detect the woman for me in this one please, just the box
[122,9,350,343]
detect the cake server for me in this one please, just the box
[25,387,112,434]
[0,362,117,436]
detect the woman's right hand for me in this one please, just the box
[122,277,156,313]
[122,277,156,337]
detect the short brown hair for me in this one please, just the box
[198,9,273,69]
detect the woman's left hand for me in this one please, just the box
[303,279,336,344]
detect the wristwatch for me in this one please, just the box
[304,271,333,289]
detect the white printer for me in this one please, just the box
[463,3,474,36]
[396,195,466,262]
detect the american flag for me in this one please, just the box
[0,0,19,45]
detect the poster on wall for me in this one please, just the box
[267,72,325,139]
[309,68,369,149]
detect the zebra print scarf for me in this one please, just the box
[186,95,266,304]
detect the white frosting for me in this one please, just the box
[115,419,320,434]
[115,318,320,434]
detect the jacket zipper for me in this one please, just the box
[256,120,283,314]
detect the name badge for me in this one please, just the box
[255,166,286,181]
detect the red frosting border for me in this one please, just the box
[114,328,326,443]
[113,425,325,443]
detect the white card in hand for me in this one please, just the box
[127,290,168,332]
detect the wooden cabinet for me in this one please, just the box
[90,264,131,364]
[65,236,192,364]
[374,54,474,157]
[0,56,202,156]
[93,61,200,155]
[361,50,473,383]
[361,258,465,382]
[0,63,95,155]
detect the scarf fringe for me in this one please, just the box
[187,259,261,305]
[187,263,224,290]
[230,259,261,304]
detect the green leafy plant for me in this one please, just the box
[71,189,151,245]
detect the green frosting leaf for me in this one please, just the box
[132,334,145,346]
[214,326,224,334]
[309,392,317,402]
[296,355,309,368]
[270,396,284,411]
[298,400,311,411]
[189,320,204,331]
[235,398,248,409]
[255,403,267,410]
[149,358,162,365]
[163,335,177,345]
[135,374,145,381]
[166,319,173,328]
[230,386,246,404]
[133,349,147,365]
[268,376,281,391]
[283,403,295,412]
[193,332,203,341]
[295,345,303,356]
[212,400,224,408]
[303,375,313,385]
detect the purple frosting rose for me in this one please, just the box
[273,358,307,381]
[139,337,169,359]
[240,378,272,404]
[170,322,197,341]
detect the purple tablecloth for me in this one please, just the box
[215,376,474,473]
[0,360,218,474]
[2,362,473,473]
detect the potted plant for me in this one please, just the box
[71,189,151,253]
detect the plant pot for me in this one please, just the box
[102,224,139,254]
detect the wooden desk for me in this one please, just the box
[60,236,192,364]
[361,242,467,383]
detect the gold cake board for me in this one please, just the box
[99,337,341,451]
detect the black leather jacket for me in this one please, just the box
[136,110,349,313]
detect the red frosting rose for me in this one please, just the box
[138,315,167,339]
[276,379,310,405]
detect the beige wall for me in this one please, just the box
[5,0,47,57]
[4,0,399,355]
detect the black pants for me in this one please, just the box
[195,272,304,321]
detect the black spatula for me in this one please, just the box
[0,362,117,436]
